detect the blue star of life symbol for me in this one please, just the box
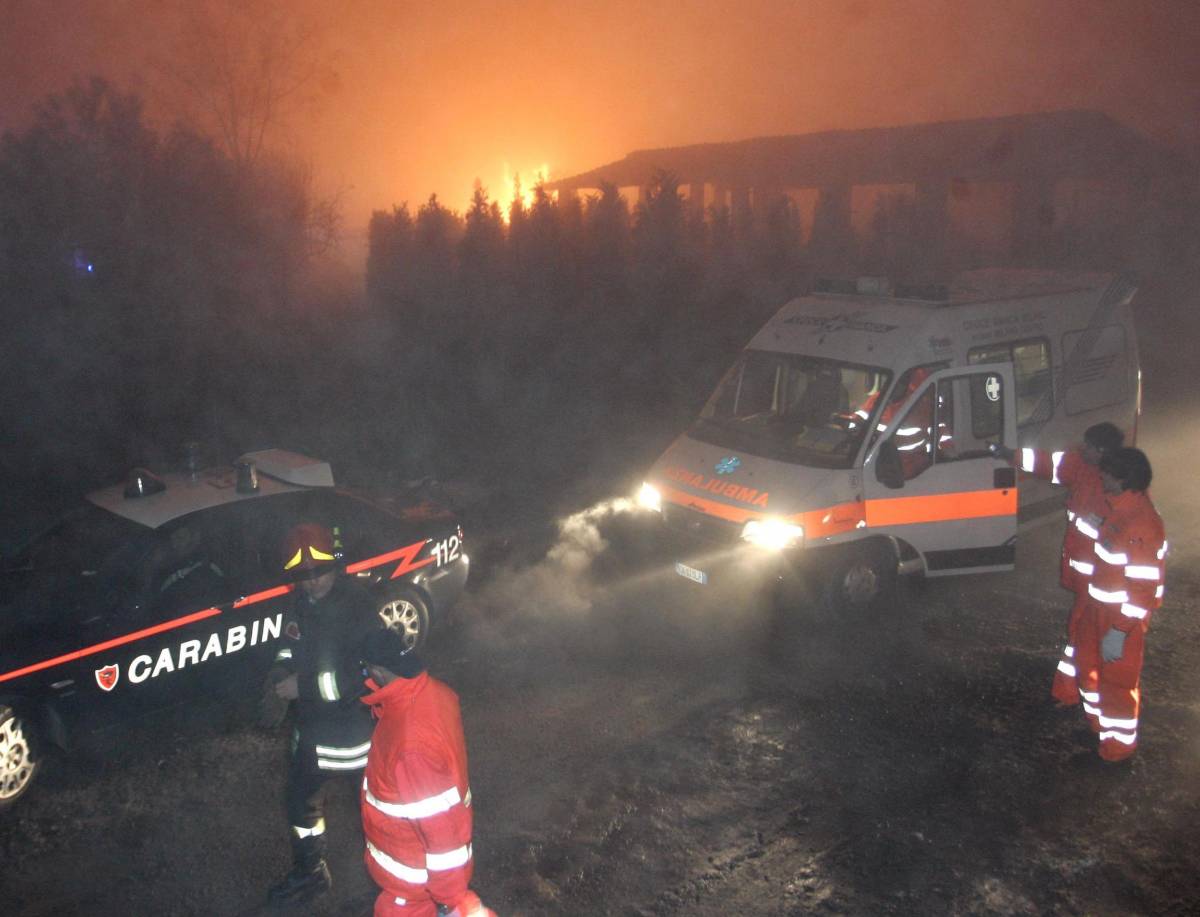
[985,375,1001,402]
[715,456,741,475]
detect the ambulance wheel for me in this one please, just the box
[820,541,897,615]
[375,587,430,655]
[0,704,40,808]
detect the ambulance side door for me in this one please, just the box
[862,363,1018,576]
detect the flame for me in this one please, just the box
[496,162,551,220]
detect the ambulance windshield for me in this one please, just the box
[690,350,891,469]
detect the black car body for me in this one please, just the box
[0,450,468,807]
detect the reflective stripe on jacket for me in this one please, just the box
[1085,488,1166,632]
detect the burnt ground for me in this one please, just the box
[3,318,1200,915]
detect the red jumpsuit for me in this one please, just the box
[1022,447,1113,708]
[1072,489,1166,760]
[1020,446,1107,593]
[360,672,484,917]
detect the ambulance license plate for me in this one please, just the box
[675,562,708,585]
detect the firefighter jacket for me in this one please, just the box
[1020,447,1108,591]
[1084,488,1167,635]
[360,671,475,910]
[271,576,384,768]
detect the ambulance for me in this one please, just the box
[634,269,1140,612]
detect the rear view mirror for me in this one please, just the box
[875,441,905,490]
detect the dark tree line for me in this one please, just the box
[0,79,339,506]
[363,174,820,483]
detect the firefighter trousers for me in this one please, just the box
[284,741,364,867]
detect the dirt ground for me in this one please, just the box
[3,314,1200,916]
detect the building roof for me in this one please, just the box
[548,110,1182,192]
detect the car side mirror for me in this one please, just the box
[875,440,905,490]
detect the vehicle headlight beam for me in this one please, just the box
[741,518,804,551]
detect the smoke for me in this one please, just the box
[460,496,639,636]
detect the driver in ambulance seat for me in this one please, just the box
[861,366,938,478]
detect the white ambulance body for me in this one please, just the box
[637,269,1140,612]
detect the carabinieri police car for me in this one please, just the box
[0,449,468,808]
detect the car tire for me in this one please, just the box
[374,587,431,655]
[0,704,40,809]
[819,540,898,615]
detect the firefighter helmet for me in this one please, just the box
[282,523,337,579]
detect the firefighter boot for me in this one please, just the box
[267,835,332,906]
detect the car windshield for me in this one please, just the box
[7,503,153,580]
[689,349,892,469]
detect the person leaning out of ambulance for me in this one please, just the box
[359,632,496,917]
[993,421,1124,594]
[1073,447,1166,763]
[259,522,389,906]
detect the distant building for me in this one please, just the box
[547,110,1188,275]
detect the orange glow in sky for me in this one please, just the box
[3,0,1199,240]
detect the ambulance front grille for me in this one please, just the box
[662,502,742,545]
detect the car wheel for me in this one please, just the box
[0,704,40,808]
[375,587,431,655]
[819,541,897,615]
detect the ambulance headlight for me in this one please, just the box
[741,518,804,551]
[636,481,662,513]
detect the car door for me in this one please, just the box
[161,503,292,702]
[90,519,236,717]
[862,362,1018,575]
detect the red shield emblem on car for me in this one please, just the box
[95,664,120,692]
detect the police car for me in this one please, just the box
[0,449,468,808]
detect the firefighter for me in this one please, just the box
[1071,447,1166,762]
[261,522,388,906]
[359,634,496,917]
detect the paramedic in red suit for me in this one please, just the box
[861,366,934,478]
[996,423,1124,707]
[1015,422,1124,593]
[1073,447,1166,762]
[359,634,496,917]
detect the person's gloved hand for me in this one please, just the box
[258,667,292,730]
[443,891,497,917]
[1101,627,1127,663]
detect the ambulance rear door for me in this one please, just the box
[862,363,1018,576]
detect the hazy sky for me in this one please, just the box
[3,0,1199,230]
